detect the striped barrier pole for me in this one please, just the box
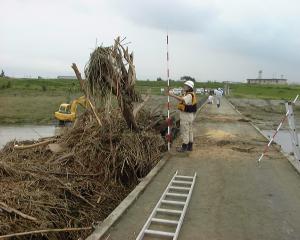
[258,94,299,163]
[166,33,171,151]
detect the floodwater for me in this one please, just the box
[0,125,56,149]
[261,130,300,154]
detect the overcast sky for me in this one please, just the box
[1,0,300,82]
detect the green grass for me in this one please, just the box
[0,77,80,91]
[0,77,82,124]
[0,77,299,124]
[230,84,300,101]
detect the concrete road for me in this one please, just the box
[103,98,300,240]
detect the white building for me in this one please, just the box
[247,78,287,85]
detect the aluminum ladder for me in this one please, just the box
[136,171,197,240]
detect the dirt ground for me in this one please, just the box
[228,97,300,130]
[99,97,300,240]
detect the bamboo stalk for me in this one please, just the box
[0,202,37,221]
[14,139,55,150]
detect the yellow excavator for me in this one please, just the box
[55,96,87,124]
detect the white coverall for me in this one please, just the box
[180,94,195,144]
[208,95,214,104]
[215,90,222,106]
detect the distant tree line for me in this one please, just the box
[156,75,196,82]
[180,76,195,82]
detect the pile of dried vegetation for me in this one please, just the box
[0,37,166,239]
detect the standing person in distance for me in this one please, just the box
[208,93,214,104]
[215,88,223,108]
[168,80,197,152]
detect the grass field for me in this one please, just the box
[0,77,299,124]
[229,84,300,101]
[0,78,82,124]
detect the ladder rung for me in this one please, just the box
[144,229,175,237]
[161,200,185,206]
[166,192,188,198]
[172,180,192,185]
[175,175,194,180]
[169,186,190,191]
[151,218,178,225]
[156,208,182,215]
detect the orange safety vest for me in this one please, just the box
[177,92,197,112]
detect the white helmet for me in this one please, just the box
[184,80,194,89]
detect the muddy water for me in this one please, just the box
[0,125,56,148]
[262,130,300,154]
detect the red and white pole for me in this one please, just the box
[167,33,171,151]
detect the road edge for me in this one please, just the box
[226,97,300,174]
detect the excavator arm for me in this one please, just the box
[70,96,87,114]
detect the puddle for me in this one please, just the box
[0,125,58,149]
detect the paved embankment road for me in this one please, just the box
[99,98,300,240]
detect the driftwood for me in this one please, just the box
[14,139,55,150]
[0,37,167,240]
[71,63,102,127]
[0,201,37,221]
[48,143,65,153]
[50,152,74,164]
[145,116,164,131]
[63,186,95,208]
[133,95,150,118]
[84,36,141,131]
[37,136,57,141]
[26,169,101,177]
[54,177,96,208]
[0,227,92,239]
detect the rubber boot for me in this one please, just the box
[187,142,193,151]
[177,143,188,152]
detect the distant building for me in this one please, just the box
[57,76,76,79]
[247,78,287,85]
[247,70,287,84]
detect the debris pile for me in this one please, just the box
[0,37,166,239]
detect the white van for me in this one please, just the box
[196,88,204,94]
[171,88,183,95]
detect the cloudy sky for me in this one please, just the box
[1,0,300,82]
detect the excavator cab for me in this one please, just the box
[58,104,71,114]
